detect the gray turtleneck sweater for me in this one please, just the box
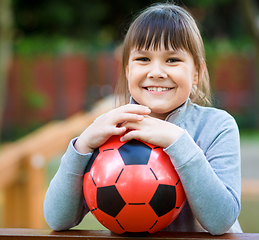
[44,99,242,235]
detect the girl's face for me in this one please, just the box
[126,46,198,120]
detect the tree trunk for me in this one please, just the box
[0,0,13,142]
[238,0,259,128]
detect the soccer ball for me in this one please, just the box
[83,135,186,234]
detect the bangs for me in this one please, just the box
[130,10,191,52]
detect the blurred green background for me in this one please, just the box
[2,0,259,139]
[0,0,258,234]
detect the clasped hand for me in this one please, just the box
[74,104,184,154]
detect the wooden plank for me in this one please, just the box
[0,121,60,188]
[0,229,258,240]
[0,96,114,189]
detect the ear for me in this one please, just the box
[192,60,205,86]
[192,68,199,86]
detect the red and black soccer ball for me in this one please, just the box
[83,135,186,234]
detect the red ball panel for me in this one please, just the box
[148,148,179,184]
[117,204,158,232]
[116,165,158,204]
[92,208,125,234]
[89,150,124,187]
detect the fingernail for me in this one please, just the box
[144,106,151,113]
[137,115,144,120]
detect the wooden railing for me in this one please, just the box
[0,96,115,228]
[0,229,258,240]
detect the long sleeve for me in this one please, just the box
[164,112,241,235]
[44,138,92,231]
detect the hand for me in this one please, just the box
[120,115,184,148]
[74,104,151,154]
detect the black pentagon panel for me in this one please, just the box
[85,148,100,173]
[149,184,176,217]
[118,139,152,165]
[97,185,126,217]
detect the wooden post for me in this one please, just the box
[25,154,46,228]
[3,154,46,228]
[2,179,26,227]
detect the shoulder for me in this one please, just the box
[190,103,231,117]
[188,103,237,128]
[183,103,240,148]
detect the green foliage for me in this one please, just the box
[185,0,233,8]
[204,37,255,64]
[12,0,249,55]
[240,130,259,141]
[26,91,46,109]
[14,35,90,56]
[13,0,157,44]
[1,121,43,142]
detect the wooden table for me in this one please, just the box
[0,229,258,240]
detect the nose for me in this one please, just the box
[147,62,167,79]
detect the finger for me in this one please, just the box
[120,129,141,142]
[118,104,151,115]
[120,120,143,129]
[113,126,127,136]
[106,105,150,126]
[114,113,145,124]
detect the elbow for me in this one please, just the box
[207,223,233,236]
[44,213,76,231]
[205,204,241,235]
[47,224,68,232]
[44,212,70,232]
[44,199,71,231]
[207,228,229,236]
[44,200,85,231]
[205,220,235,236]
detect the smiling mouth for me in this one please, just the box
[144,87,173,92]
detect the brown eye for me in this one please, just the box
[136,57,150,62]
[167,58,179,63]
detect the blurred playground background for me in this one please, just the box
[0,0,258,233]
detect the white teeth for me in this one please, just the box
[147,87,171,92]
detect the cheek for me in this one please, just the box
[127,68,139,86]
[127,78,137,94]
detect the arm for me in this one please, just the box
[121,112,241,235]
[44,138,92,231]
[44,104,151,230]
[164,116,241,235]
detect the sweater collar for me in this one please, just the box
[129,96,190,124]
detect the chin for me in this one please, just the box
[150,109,171,120]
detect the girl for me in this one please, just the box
[44,2,242,235]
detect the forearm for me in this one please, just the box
[164,131,241,235]
[44,138,92,231]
